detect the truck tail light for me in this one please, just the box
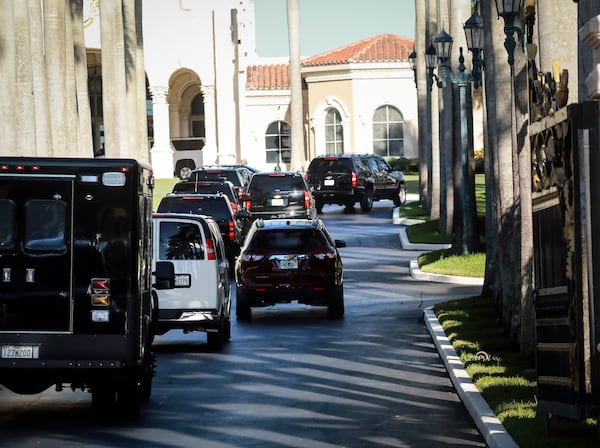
[228,220,235,241]
[90,278,111,322]
[351,172,357,188]
[206,237,216,260]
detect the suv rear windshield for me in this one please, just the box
[309,158,354,173]
[249,175,306,192]
[157,197,231,220]
[250,229,327,251]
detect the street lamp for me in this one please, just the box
[495,0,524,66]
[430,9,484,254]
[408,48,417,86]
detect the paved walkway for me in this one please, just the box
[393,205,518,448]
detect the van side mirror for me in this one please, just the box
[153,261,175,289]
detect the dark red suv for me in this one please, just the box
[235,218,346,320]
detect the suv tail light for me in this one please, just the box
[243,193,252,211]
[228,219,235,241]
[351,172,358,188]
[304,191,311,209]
[206,237,216,260]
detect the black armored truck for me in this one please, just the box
[0,157,155,413]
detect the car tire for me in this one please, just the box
[315,198,324,214]
[236,288,252,321]
[328,285,344,319]
[207,319,225,349]
[360,190,373,212]
[393,185,407,206]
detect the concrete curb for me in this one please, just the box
[410,259,484,286]
[392,207,426,226]
[424,309,519,448]
[398,226,452,251]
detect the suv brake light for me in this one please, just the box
[351,172,357,188]
[206,237,216,260]
[304,191,311,209]
[228,220,235,241]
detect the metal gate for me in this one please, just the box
[531,99,600,421]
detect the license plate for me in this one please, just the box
[324,179,335,186]
[2,345,39,359]
[279,258,298,269]
[271,198,285,206]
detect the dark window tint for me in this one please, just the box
[23,200,67,254]
[158,222,204,260]
[250,175,305,193]
[310,158,353,173]
[250,229,327,251]
[157,197,232,220]
[190,170,242,187]
[172,182,235,201]
[0,200,15,251]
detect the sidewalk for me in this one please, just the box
[393,206,517,448]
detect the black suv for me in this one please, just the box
[156,193,246,263]
[171,180,243,214]
[188,167,251,197]
[242,172,317,220]
[306,154,407,212]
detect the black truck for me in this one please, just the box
[0,157,155,413]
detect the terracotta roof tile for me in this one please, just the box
[301,33,414,67]
[246,34,414,90]
[246,64,290,90]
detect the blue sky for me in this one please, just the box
[253,0,416,57]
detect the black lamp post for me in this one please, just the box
[408,48,417,86]
[494,0,524,66]
[429,10,484,254]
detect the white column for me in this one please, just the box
[150,86,174,178]
[201,84,218,165]
[580,16,600,99]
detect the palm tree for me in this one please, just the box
[288,0,304,171]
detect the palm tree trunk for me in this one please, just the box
[29,0,52,156]
[44,0,69,155]
[100,0,130,157]
[287,0,304,170]
[0,1,17,155]
[71,0,94,156]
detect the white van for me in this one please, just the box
[151,213,231,348]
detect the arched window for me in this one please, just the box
[190,93,205,137]
[324,109,343,154]
[373,105,404,157]
[265,121,291,165]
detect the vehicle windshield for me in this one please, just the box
[250,175,305,193]
[250,229,327,251]
[157,197,231,220]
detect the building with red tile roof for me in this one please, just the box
[243,33,417,168]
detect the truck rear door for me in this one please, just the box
[0,176,73,333]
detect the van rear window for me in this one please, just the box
[23,200,67,255]
[0,200,15,252]
[158,222,204,260]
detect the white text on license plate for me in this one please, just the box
[2,345,39,359]
[324,179,335,186]
[279,258,298,269]
[271,198,285,206]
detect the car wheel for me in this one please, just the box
[224,317,231,342]
[179,165,193,180]
[207,319,225,349]
[315,198,324,214]
[236,288,252,321]
[360,190,373,212]
[328,286,344,319]
[393,185,407,206]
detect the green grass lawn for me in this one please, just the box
[434,297,598,447]
[405,173,598,445]
[153,178,178,211]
